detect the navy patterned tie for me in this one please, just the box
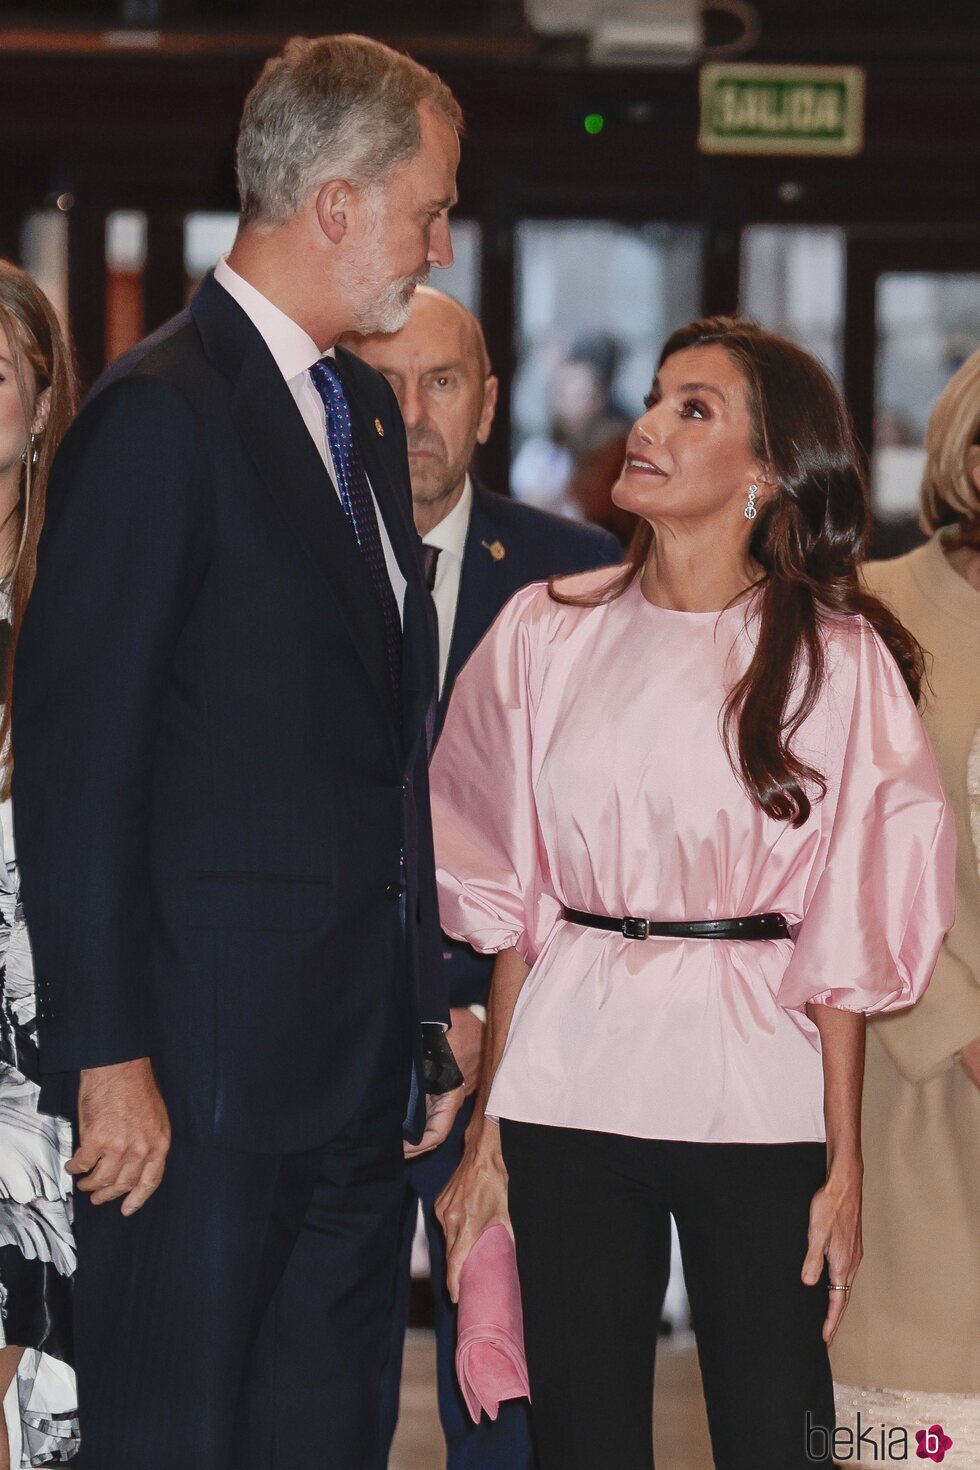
[309,358,402,702]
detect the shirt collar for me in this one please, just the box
[423,476,473,559]
[213,255,332,382]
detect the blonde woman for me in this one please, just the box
[833,348,980,1459]
[0,260,78,1467]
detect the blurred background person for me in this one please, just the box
[833,348,980,1459]
[567,432,637,548]
[348,285,619,1470]
[510,334,633,520]
[0,260,78,1468]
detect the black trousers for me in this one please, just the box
[500,1121,836,1470]
[71,1022,411,1470]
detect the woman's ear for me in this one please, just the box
[32,386,51,437]
[967,444,980,496]
[752,465,779,509]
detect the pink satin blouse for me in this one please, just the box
[430,569,956,1143]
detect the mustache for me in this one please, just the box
[407,428,446,459]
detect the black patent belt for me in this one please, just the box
[561,907,790,941]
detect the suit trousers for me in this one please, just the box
[71,1012,411,1470]
[500,1121,836,1470]
[377,1093,535,1470]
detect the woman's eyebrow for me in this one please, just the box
[676,381,727,404]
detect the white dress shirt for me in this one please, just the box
[422,479,487,1025]
[213,255,406,622]
[422,476,473,697]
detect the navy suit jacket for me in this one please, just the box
[436,484,621,1008]
[13,273,445,1153]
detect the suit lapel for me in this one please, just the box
[438,486,504,735]
[191,277,433,761]
[231,340,402,739]
[334,348,435,760]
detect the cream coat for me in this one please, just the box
[832,534,980,1392]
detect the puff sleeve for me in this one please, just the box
[430,585,559,967]
[873,944,980,1083]
[778,620,956,1015]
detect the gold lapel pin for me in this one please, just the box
[482,539,506,562]
[374,418,385,437]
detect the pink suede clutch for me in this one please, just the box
[455,1224,531,1424]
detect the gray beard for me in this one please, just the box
[348,264,428,336]
[350,279,408,335]
[340,190,428,334]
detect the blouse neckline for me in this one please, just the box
[631,575,760,621]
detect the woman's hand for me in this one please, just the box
[435,1120,511,1304]
[801,1165,863,1345]
[802,1004,865,1344]
[437,948,529,1302]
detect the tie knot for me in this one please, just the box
[422,543,441,593]
[309,356,344,405]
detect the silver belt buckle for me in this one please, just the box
[622,916,649,940]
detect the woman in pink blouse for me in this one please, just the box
[431,317,955,1470]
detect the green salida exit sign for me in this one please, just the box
[699,64,865,156]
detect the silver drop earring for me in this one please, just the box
[744,483,758,520]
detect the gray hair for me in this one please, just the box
[236,34,463,228]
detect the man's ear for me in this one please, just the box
[314,180,354,246]
[32,386,51,436]
[476,375,498,446]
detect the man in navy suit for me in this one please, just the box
[352,288,621,1469]
[13,37,466,1470]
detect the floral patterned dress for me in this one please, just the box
[0,596,79,1465]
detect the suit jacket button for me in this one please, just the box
[385,882,402,900]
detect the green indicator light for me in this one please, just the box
[584,113,605,135]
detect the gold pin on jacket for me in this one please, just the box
[374,418,384,436]
[481,539,506,562]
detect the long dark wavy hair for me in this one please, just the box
[551,316,924,828]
